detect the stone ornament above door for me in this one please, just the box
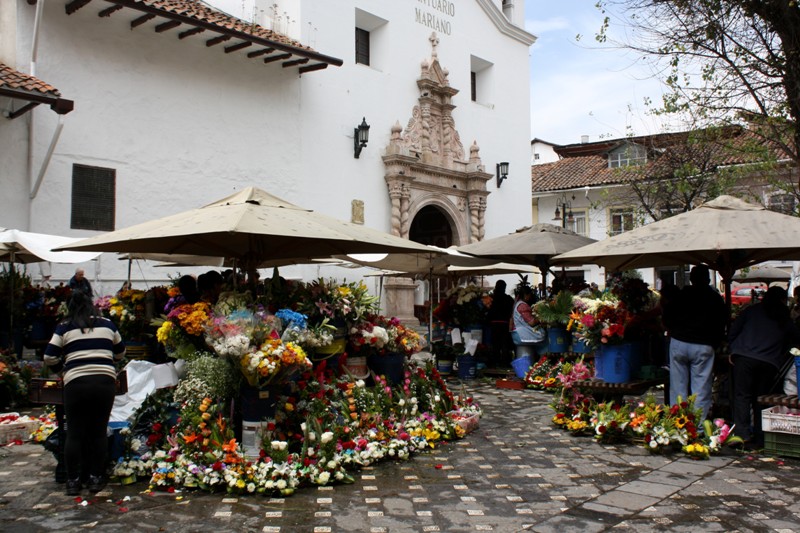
[383,32,491,246]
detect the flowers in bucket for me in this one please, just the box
[574,296,633,349]
[533,291,575,328]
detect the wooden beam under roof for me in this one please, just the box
[155,20,182,33]
[225,42,252,54]
[206,35,231,47]
[98,5,123,17]
[65,0,91,15]
[263,53,292,64]
[179,27,205,40]
[282,58,309,68]
[131,13,156,29]
[247,48,274,58]
[299,63,329,75]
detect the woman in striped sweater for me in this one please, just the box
[44,291,126,496]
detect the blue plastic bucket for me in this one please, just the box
[457,355,477,380]
[437,359,453,375]
[593,350,604,380]
[368,352,406,384]
[795,356,800,394]
[571,335,591,354]
[547,327,569,353]
[511,354,532,379]
[599,343,633,383]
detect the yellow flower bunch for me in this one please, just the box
[239,338,311,387]
[172,302,211,336]
[682,442,710,459]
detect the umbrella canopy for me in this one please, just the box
[0,228,102,333]
[0,229,101,264]
[732,266,790,283]
[552,195,800,309]
[553,196,800,274]
[456,223,596,285]
[57,187,434,265]
[340,245,499,277]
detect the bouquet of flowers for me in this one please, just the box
[575,297,633,349]
[641,395,701,453]
[239,337,312,387]
[98,289,148,340]
[589,401,632,443]
[155,301,213,359]
[444,284,487,327]
[298,279,379,328]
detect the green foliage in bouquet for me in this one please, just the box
[533,291,575,327]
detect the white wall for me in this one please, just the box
[3,0,534,297]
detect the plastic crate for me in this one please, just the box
[0,416,40,445]
[762,406,800,435]
[28,378,64,405]
[764,431,800,459]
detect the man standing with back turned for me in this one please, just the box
[663,264,726,421]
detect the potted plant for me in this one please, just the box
[533,291,575,354]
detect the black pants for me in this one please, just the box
[490,321,512,367]
[731,355,778,445]
[64,375,116,479]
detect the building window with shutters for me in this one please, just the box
[768,193,796,215]
[355,27,370,66]
[71,164,116,231]
[609,207,634,236]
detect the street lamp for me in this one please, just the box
[553,193,575,228]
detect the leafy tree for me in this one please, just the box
[595,0,800,169]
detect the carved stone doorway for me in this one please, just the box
[381,33,492,326]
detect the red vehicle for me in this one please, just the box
[726,285,767,306]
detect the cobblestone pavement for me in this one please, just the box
[2,379,800,532]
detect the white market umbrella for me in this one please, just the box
[457,223,596,287]
[0,228,102,332]
[340,245,498,341]
[732,266,791,284]
[56,187,434,279]
[552,195,800,307]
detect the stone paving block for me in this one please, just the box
[616,479,682,499]
[591,489,661,511]
[638,468,700,487]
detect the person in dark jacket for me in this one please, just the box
[486,280,514,367]
[68,268,93,297]
[662,264,726,421]
[44,291,126,496]
[729,286,800,447]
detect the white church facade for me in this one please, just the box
[1,0,536,310]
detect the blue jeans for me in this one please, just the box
[669,338,715,421]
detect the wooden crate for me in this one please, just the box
[496,378,526,390]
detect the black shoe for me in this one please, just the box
[66,478,82,496]
[87,475,106,493]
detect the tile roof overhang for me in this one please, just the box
[0,63,74,118]
[60,0,343,74]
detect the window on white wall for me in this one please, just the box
[608,143,647,168]
[609,207,634,236]
[470,55,493,105]
[566,208,588,236]
[71,164,115,231]
[355,9,388,68]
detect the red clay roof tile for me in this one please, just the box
[0,63,61,96]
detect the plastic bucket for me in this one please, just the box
[240,384,279,421]
[571,335,591,354]
[437,359,454,375]
[795,356,800,395]
[547,327,569,353]
[599,343,633,383]
[594,350,604,380]
[344,355,370,379]
[368,352,406,384]
[511,354,532,379]
[457,355,477,380]
[241,420,268,460]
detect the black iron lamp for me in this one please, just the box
[553,193,575,228]
[496,161,509,187]
[354,117,370,158]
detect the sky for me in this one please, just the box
[524,0,670,145]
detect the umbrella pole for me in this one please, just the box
[127,258,132,285]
